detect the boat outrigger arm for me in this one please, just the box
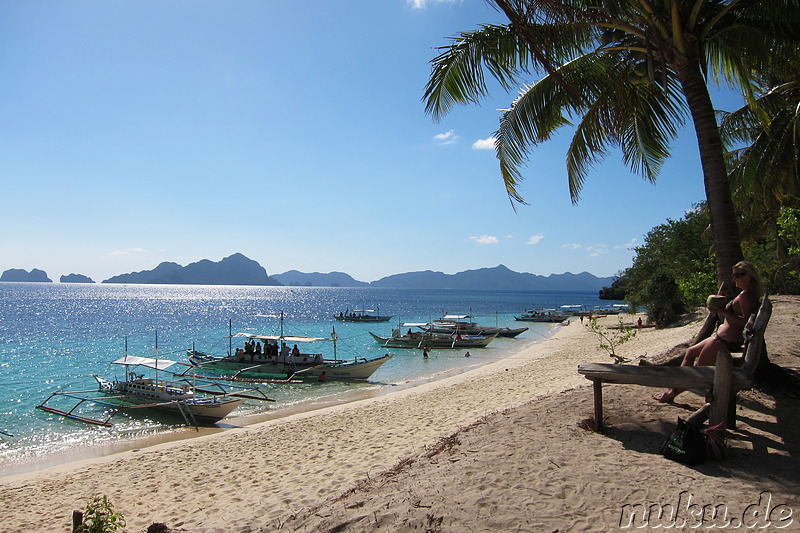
[37,357,275,428]
[37,389,162,428]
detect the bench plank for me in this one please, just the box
[578,295,771,432]
[577,363,754,390]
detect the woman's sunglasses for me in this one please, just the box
[732,272,748,279]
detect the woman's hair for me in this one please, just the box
[734,260,763,296]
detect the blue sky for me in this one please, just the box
[0,1,741,283]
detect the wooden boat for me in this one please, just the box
[515,309,570,323]
[369,327,497,349]
[37,352,270,427]
[421,314,528,338]
[189,316,392,380]
[334,308,392,322]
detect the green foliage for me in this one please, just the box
[778,207,800,257]
[75,495,126,533]
[676,257,718,304]
[640,270,687,326]
[622,204,716,315]
[585,316,637,364]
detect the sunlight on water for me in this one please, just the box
[0,282,613,474]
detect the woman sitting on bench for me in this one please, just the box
[653,261,762,403]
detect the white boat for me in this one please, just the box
[188,315,392,381]
[37,341,272,427]
[334,308,392,322]
[422,314,528,337]
[515,309,570,323]
[369,325,497,349]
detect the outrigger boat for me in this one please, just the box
[369,325,497,349]
[420,314,528,338]
[334,308,392,323]
[515,309,570,323]
[37,338,273,427]
[187,316,392,381]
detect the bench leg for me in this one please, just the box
[710,350,733,428]
[727,394,737,430]
[592,379,604,432]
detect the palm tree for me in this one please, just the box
[720,73,800,290]
[423,0,799,286]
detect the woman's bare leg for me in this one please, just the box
[653,339,712,402]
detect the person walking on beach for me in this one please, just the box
[653,261,762,403]
[423,346,429,359]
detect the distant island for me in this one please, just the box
[103,253,280,286]
[60,274,95,283]
[2,253,616,293]
[100,253,613,292]
[0,268,52,283]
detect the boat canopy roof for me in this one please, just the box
[231,332,326,343]
[401,322,429,328]
[111,356,179,370]
[440,314,470,320]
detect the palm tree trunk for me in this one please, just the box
[676,61,743,286]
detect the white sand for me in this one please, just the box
[2,302,799,532]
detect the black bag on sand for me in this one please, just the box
[660,417,706,465]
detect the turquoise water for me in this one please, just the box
[0,283,613,474]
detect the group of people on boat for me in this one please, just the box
[235,339,313,363]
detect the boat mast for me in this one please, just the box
[228,319,232,357]
[331,326,339,361]
[154,329,159,383]
[124,336,129,383]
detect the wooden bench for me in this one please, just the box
[577,295,772,432]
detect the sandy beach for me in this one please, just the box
[2,297,799,532]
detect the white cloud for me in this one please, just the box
[472,137,496,150]
[408,0,458,8]
[470,235,499,245]
[586,243,609,257]
[526,234,544,245]
[614,238,638,249]
[433,129,458,145]
[562,243,583,250]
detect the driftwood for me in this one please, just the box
[578,295,772,433]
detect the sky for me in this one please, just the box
[0,1,743,283]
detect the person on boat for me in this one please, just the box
[653,261,762,403]
[280,342,289,359]
[291,344,300,358]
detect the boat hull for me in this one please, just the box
[95,377,243,423]
[515,315,569,323]
[423,325,528,338]
[334,315,392,322]
[368,332,495,349]
[190,350,392,380]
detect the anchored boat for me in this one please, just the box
[369,325,497,349]
[37,337,273,427]
[420,314,528,338]
[188,315,392,381]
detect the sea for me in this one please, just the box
[0,282,616,476]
